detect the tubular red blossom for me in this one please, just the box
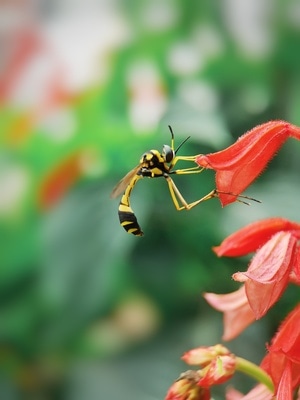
[233,232,297,319]
[195,121,300,206]
[261,305,300,399]
[213,218,300,257]
[203,286,255,340]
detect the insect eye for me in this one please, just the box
[162,145,174,163]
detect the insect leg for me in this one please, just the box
[164,175,217,211]
[169,155,200,169]
[172,166,205,175]
[170,166,260,204]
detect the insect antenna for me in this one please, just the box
[168,125,191,154]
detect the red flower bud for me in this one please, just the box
[182,344,231,366]
[198,355,236,387]
[165,371,210,400]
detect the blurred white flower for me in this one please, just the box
[0,165,30,216]
[127,60,167,132]
[167,40,204,76]
[140,0,179,32]
[222,0,274,59]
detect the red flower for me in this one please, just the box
[180,345,236,388]
[195,121,300,206]
[261,304,300,400]
[165,345,237,399]
[212,218,300,319]
[204,286,255,340]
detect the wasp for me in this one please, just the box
[111,126,259,236]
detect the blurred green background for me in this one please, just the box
[1,1,300,399]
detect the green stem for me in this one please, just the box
[235,357,274,392]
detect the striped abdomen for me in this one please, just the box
[118,175,144,236]
[118,207,143,236]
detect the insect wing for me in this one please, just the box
[110,165,141,198]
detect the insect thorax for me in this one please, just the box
[139,150,170,177]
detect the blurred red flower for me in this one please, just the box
[38,152,83,209]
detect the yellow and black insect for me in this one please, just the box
[111,126,259,236]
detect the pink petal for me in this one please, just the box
[226,384,273,400]
[204,287,255,340]
[233,232,297,318]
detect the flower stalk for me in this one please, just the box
[235,356,274,392]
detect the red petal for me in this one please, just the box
[213,218,300,257]
[276,362,293,400]
[196,121,300,206]
[262,351,300,396]
[242,232,296,282]
[289,246,300,285]
[269,304,300,363]
[233,232,296,318]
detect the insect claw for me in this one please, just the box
[216,190,261,204]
